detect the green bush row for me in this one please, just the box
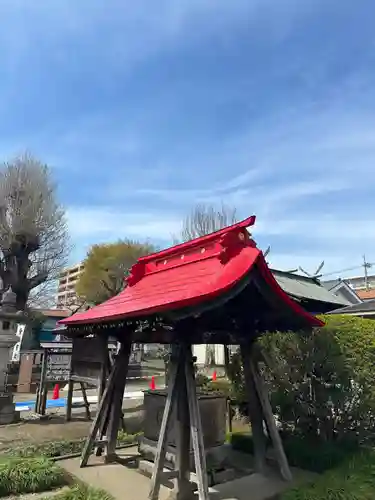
[229,432,358,473]
[0,457,67,497]
[227,315,375,447]
[281,448,375,500]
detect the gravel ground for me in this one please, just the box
[0,400,144,452]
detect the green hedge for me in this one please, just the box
[281,448,375,500]
[228,315,375,446]
[230,432,358,473]
[0,457,67,497]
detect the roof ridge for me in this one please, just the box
[137,216,256,263]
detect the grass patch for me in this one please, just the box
[3,432,142,459]
[0,457,67,497]
[229,432,358,473]
[42,484,115,500]
[281,448,375,500]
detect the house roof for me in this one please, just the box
[32,308,71,318]
[320,278,362,305]
[60,216,323,331]
[321,279,342,290]
[271,271,351,307]
[328,299,375,316]
[356,289,375,301]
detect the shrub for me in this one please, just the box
[281,448,375,500]
[228,315,375,446]
[0,457,66,497]
[229,432,358,473]
[42,484,115,500]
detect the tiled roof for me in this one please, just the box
[272,271,350,306]
[356,289,375,300]
[60,216,322,329]
[329,299,375,315]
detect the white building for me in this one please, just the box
[56,262,85,308]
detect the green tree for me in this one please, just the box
[76,240,158,305]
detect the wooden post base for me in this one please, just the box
[79,340,132,468]
[149,343,209,500]
[241,342,292,482]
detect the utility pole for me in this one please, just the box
[363,255,372,291]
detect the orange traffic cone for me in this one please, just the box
[52,384,60,400]
[149,376,156,391]
[212,370,217,382]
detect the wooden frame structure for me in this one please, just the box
[35,342,73,416]
[59,216,323,500]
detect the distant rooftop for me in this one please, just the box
[271,269,351,307]
[328,299,375,316]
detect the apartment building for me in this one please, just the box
[56,262,85,308]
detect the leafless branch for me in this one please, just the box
[0,153,69,309]
[180,202,238,242]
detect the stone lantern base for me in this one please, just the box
[0,393,19,425]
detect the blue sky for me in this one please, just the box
[1,0,375,280]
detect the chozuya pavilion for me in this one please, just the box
[60,215,323,500]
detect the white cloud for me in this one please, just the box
[66,206,182,242]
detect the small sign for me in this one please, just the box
[46,350,71,382]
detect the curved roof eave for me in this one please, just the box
[60,216,323,330]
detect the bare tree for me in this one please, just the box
[180,203,238,373]
[181,203,237,242]
[0,153,69,310]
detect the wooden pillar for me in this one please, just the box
[65,378,74,422]
[174,346,194,500]
[149,343,209,500]
[249,355,292,481]
[240,342,267,474]
[80,340,132,468]
[149,352,179,500]
[105,339,132,462]
[185,344,209,500]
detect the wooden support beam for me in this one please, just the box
[149,355,179,500]
[249,356,292,481]
[36,351,48,415]
[80,382,91,420]
[105,339,133,462]
[185,345,210,500]
[174,346,194,500]
[80,348,122,468]
[240,343,267,474]
[65,379,74,422]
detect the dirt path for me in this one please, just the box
[0,405,144,452]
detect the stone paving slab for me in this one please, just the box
[59,449,171,500]
[59,447,317,500]
[208,467,316,500]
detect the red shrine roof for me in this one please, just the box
[60,216,323,329]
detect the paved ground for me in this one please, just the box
[59,447,317,500]
[60,448,171,500]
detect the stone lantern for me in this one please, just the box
[0,287,25,424]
